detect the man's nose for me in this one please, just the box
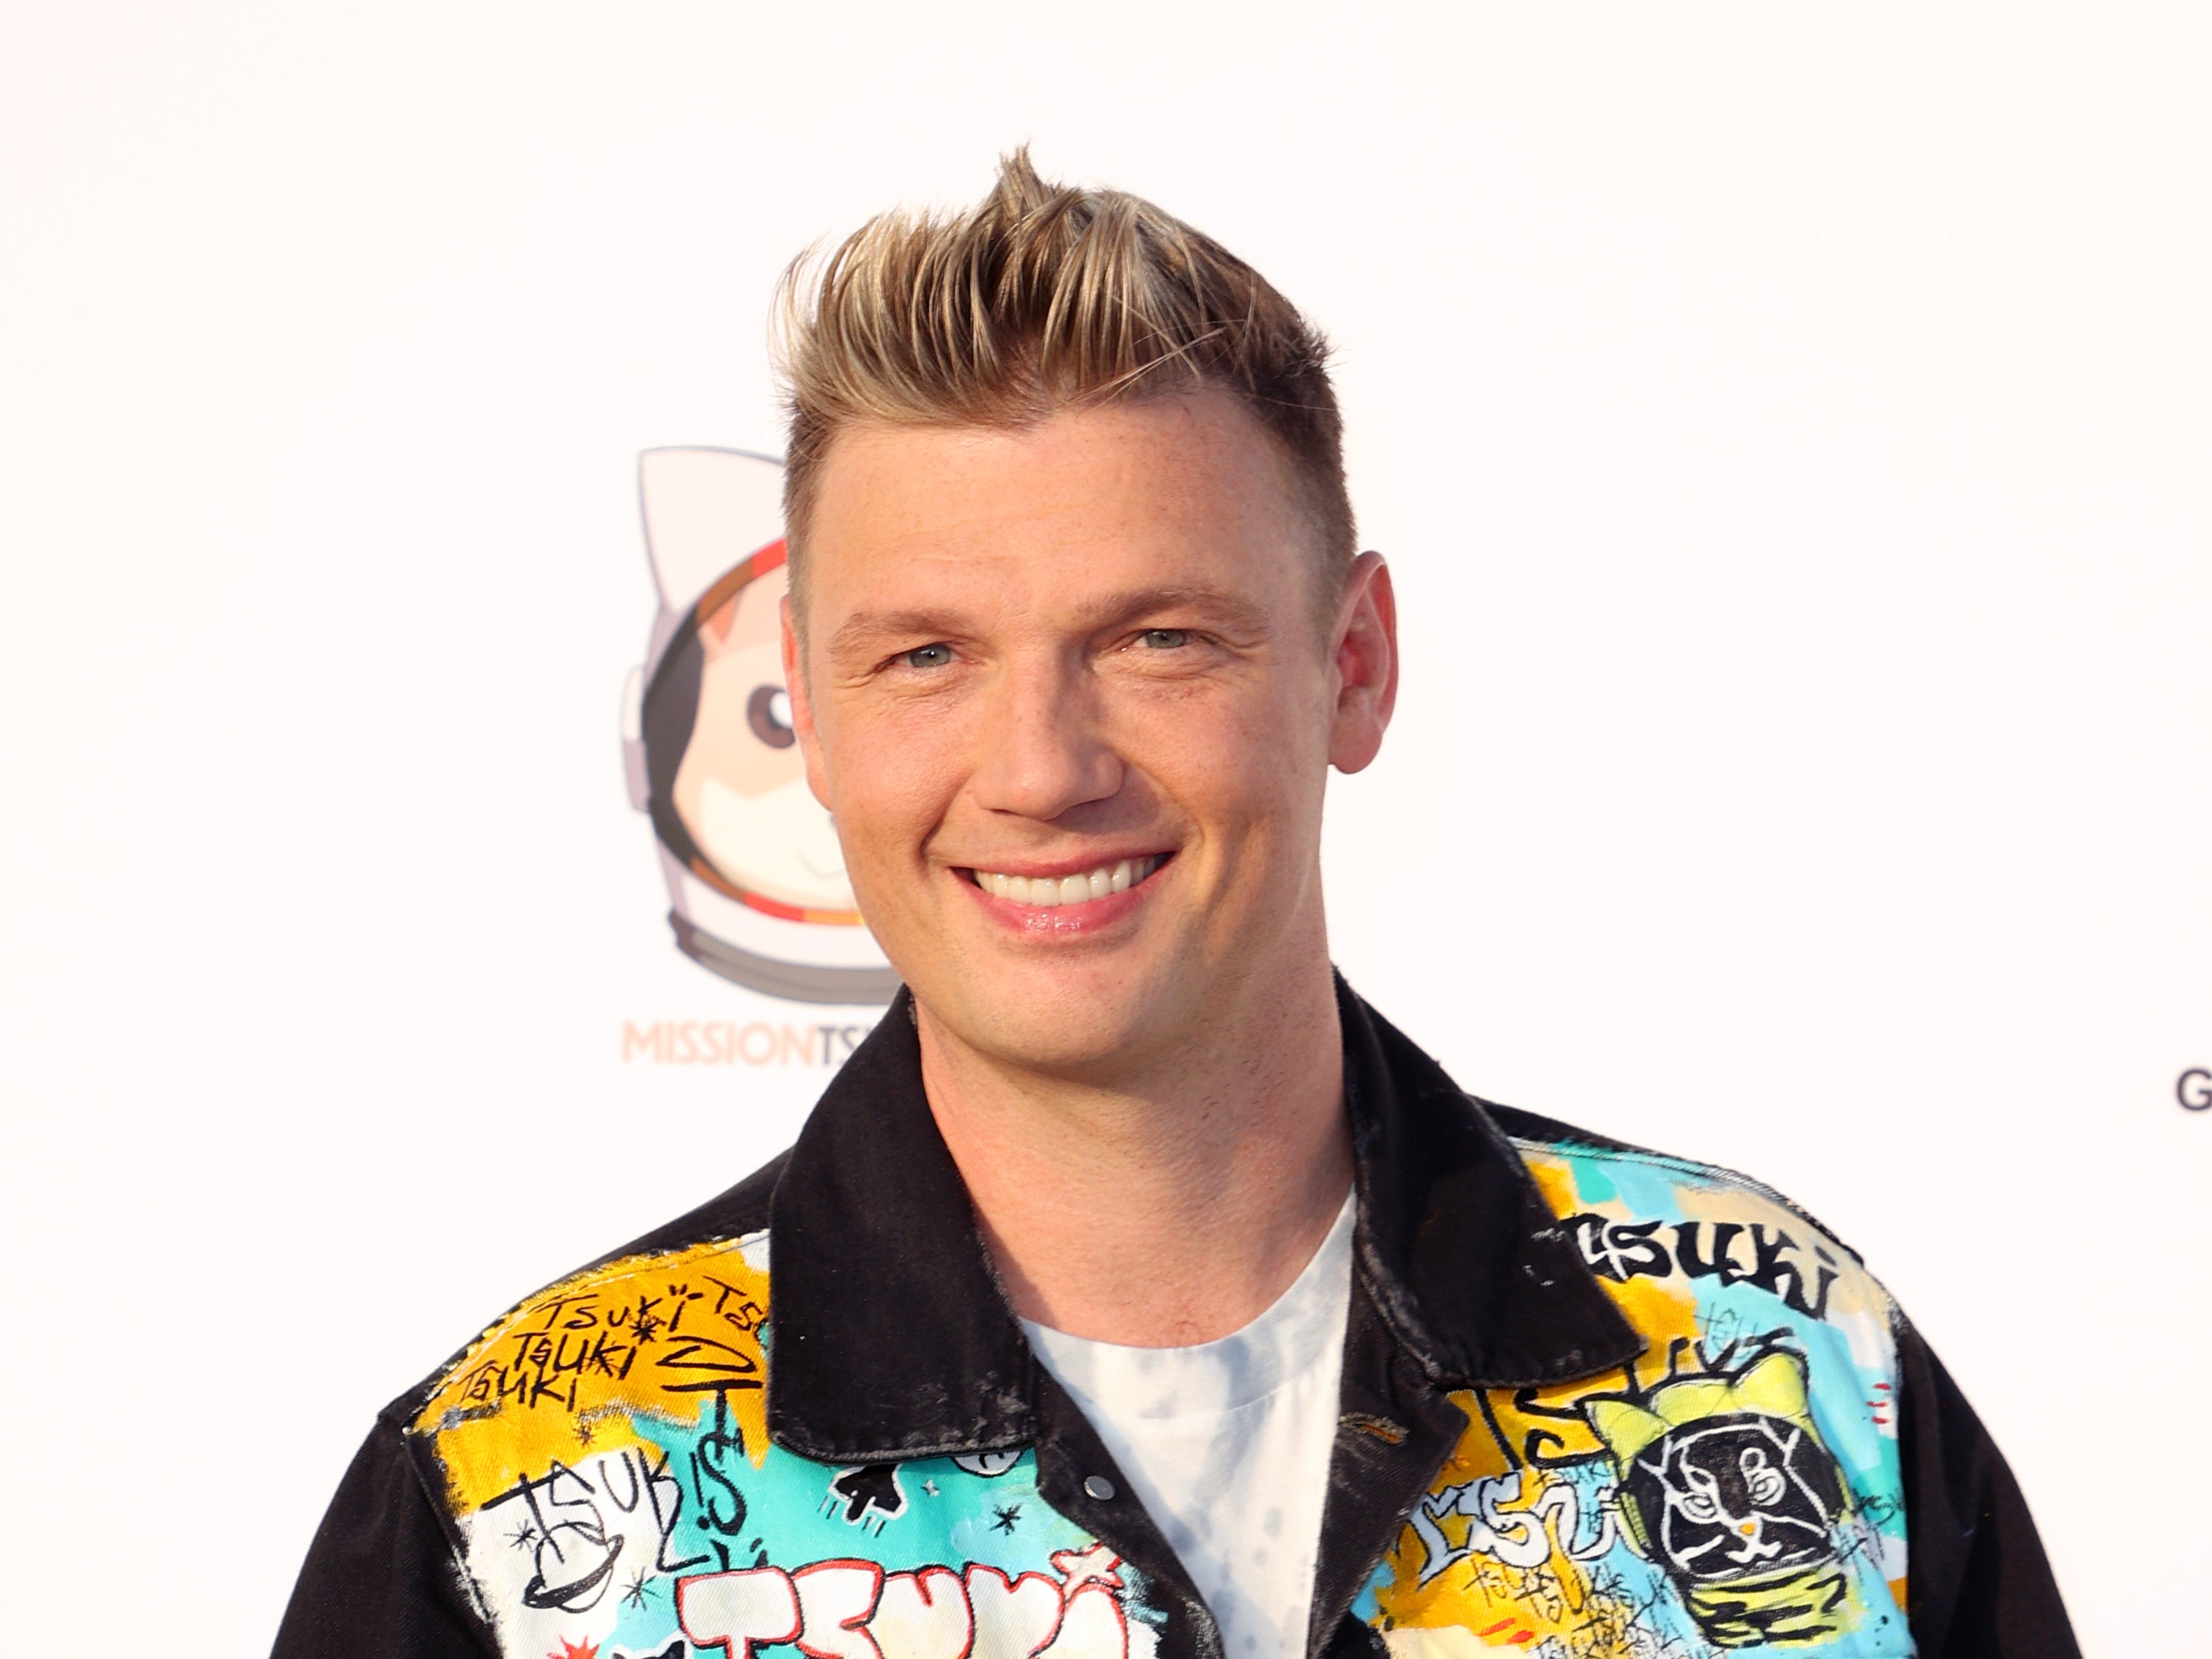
[969,657,1122,821]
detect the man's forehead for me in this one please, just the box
[801,400,1309,598]
[813,396,1298,533]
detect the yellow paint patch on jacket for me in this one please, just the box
[1374,1460,1610,1652]
[1521,1154,1582,1222]
[1372,1273,1702,1636]
[412,1236,771,1514]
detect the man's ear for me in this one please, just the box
[781,594,833,808]
[1328,551,1399,775]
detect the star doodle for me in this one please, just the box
[1050,1544,1125,1594]
[621,1567,655,1611]
[506,1519,539,1551]
[922,1479,940,1497]
[632,1313,659,1344]
[575,1419,596,1446]
[991,1503,1022,1534]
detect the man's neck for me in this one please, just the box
[916,961,1353,1348]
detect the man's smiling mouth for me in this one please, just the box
[963,854,1169,909]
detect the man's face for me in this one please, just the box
[785,391,1394,1075]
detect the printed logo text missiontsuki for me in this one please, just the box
[621,1019,878,1068]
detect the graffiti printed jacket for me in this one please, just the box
[274,984,2076,1659]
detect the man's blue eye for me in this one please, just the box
[904,644,952,668]
[1141,629,1190,649]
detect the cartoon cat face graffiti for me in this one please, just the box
[1586,1351,1852,1578]
[1620,1409,1846,1581]
[1585,1350,1863,1648]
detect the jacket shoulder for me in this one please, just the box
[1484,1097,1867,1268]
[384,1149,788,1520]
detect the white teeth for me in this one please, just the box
[974,855,1162,907]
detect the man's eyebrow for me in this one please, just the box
[825,586,1274,659]
[1087,585,1275,634]
[826,608,972,660]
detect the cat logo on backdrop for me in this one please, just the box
[620,448,900,1047]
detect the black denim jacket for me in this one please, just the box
[275,983,2076,1659]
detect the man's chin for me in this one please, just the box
[911,970,1198,1082]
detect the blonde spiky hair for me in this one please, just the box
[773,149,1354,604]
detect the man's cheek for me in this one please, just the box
[841,769,919,850]
[865,703,973,796]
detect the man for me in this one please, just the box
[275,154,2075,1659]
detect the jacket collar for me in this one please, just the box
[766,976,1638,1465]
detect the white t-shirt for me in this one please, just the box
[1021,1193,1356,1659]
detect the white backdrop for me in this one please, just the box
[4,5,2206,1654]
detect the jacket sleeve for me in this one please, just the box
[1896,1316,2078,1659]
[272,1415,500,1659]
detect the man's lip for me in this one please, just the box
[954,851,1172,934]
[950,850,1177,882]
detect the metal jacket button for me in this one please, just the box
[1083,1475,1116,1500]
